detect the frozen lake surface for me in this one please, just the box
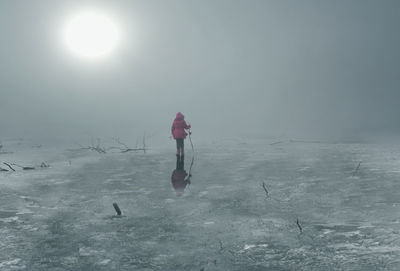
[1,138,400,270]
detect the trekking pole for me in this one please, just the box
[188,129,195,182]
[188,129,194,153]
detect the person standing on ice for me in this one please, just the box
[171,112,191,157]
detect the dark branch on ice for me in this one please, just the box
[74,136,148,154]
[353,161,361,176]
[12,163,35,170]
[262,182,269,197]
[113,202,122,216]
[296,218,303,233]
[109,137,147,153]
[3,162,15,171]
[75,138,107,153]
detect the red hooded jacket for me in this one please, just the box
[171,112,191,139]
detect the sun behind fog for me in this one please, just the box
[64,11,120,59]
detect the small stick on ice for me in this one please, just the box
[353,161,361,176]
[3,163,15,172]
[270,141,284,145]
[12,163,35,170]
[113,203,122,216]
[296,218,303,233]
[262,182,269,197]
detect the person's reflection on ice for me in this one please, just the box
[171,156,191,196]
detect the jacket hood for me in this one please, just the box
[175,112,184,121]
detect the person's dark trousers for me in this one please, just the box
[176,139,184,154]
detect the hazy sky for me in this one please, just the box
[0,0,399,141]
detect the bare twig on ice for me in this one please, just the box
[12,163,35,170]
[270,141,285,145]
[109,137,146,153]
[353,161,361,176]
[296,218,303,233]
[1,162,46,171]
[74,135,148,154]
[76,137,107,154]
[120,147,146,153]
[93,138,107,153]
[113,203,122,216]
[3,163,15,171]
[262,182,269,197]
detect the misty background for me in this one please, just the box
[0,0,399,143]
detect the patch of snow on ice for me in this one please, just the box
[98,259,111,265]
[0,258,21,268]
[0,216,19,223]
[198,191,208,197]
